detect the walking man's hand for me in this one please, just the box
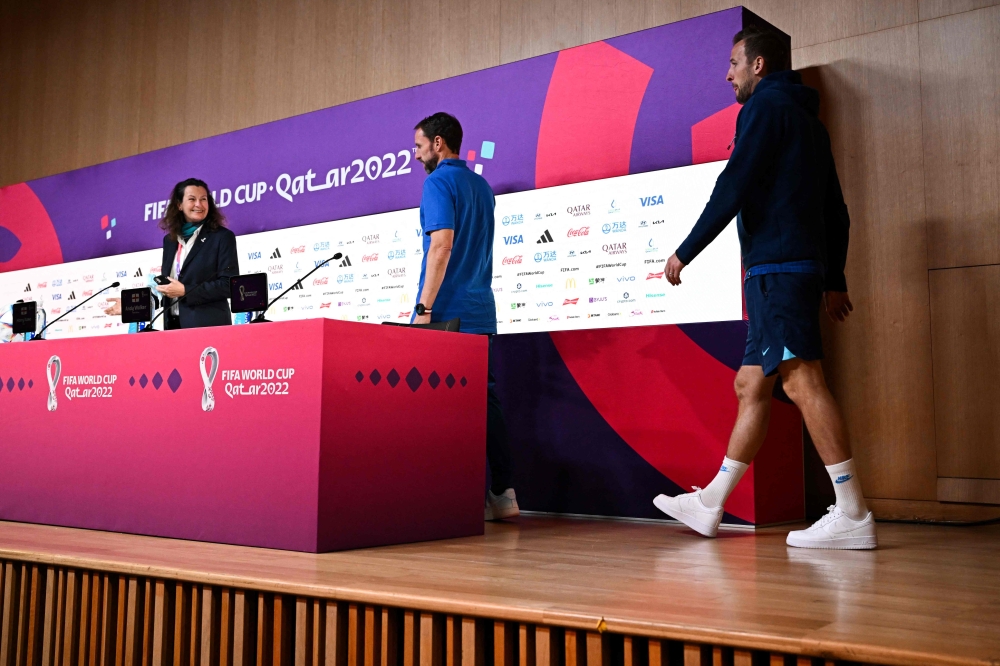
[824,291,853,322]
[665,254,686,286]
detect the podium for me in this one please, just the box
[0,320,488,552]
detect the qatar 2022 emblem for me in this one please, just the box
[46,355,61,412]
[199,347,219,412]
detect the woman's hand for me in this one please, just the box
[103,297,121,316]
[156,277,186,299]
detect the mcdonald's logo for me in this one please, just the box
[565,278,577,289]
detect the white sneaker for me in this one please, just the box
[485,488,520,521]
[786,505,878,550]
[653,488,724,537]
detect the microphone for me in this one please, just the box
[252,252,342,323]
[33,281,120,340]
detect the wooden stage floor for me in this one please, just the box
[0,516,998,666]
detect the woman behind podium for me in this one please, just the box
[156,178,240,329]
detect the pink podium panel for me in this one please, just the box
[0,320,488,552]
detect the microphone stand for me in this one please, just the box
[252,252,342,323]
[32,281,120,340]
[139,292,165,332]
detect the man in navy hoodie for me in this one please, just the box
[652,26,877,549]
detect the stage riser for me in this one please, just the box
[0,560,861,666]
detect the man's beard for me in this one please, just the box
[735,78,754,104]
[422,154,439,174]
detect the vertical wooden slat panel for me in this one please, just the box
[419,613,443,666]
[218,590,233,666]
[563,630,580,666]
[587,632,608,666]
[533,627,558,666]
[624,636,649,666]
[114,577,128,666]
[23,565,45,666]
[231,591,251,666]
[256,593,273,666]
[187,585,200,666]
[313,601,325,666]
[1,562,19,666]
[365,606,381,666]
[294,598,312,666]
[732,648,751,666]
[87,572,105,666]
[200,587,217,666]
[13,564,30,666]
[124,578,142,666]
[445,617,460,666]
[380,608,398,666]
[683,644,711,666]
[348,604,364,666]
[41,567,57,666]
[171,582,190,666]
[53,570,66,666]
[518,625,534,666]
[402,611,419,666]
[77,571,92,665]
[494,621,514,666]
[152,580,173,666]
[325,602,347,666]
[274,595,293,666]
[62,570,80,666]
[142,579,155,666]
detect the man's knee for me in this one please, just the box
[778,359,827,403]
[734,366,771,405]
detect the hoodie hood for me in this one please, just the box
[752,70,820,117]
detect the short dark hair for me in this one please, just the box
[158,178,226,241]
[733,25,789,74]
[414,112,463,153]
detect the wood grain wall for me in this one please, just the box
[2,0,999,519]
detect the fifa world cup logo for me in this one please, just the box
[46,355,62,412]
[200,347,219,412]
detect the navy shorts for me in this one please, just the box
[742,272,824,376]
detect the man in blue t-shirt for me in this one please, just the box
[412,112,517,521]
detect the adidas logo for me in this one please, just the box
[290,282,304,291]
[134,267,143,277]
[339,256,352,267]
[68,291,77,300]
[270,248,281,259]
[23,284,31,292]
[537,229,554,244]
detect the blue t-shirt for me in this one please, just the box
[415,159,497,334]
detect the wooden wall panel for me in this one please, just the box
[918,0,1000,20]
[794,26,938,501]
[919,5,1000,268]
[928,265,1000,479]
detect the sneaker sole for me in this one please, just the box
[652,495,719,538]
[486,505,520,521]
[785,534,877,550]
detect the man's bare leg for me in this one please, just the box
[777,359,850,464]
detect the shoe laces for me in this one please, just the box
[691,486,702,492]
[813,505,844,529]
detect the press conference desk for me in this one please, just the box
[0,320,487,552]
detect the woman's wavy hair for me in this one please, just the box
[158,178,227,240]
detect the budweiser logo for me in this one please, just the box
[502,255,523,265]
[567,227,589,237]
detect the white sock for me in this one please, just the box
[825,459,868,520]
[699,457,748,509]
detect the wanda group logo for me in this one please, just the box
[502,255,523,266]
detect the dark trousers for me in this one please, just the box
[486,335,513,492]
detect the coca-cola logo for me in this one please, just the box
[313,277,329,285]
[567,227,589,237]
[363,253,378,263]
[290,245,305,254]
[502,255,523,265]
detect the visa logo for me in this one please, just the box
[640,195,664,207]
[248,251,262,260]
[269,282,282,290]
[503,235,524,245]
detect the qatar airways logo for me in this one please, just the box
[362,234,380,244]
[567,227,589,237]
[502,255,523,266]
[566,204,591,217]
[362,253,378,263]
[602,243,627,255]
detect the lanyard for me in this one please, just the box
[175,242,185,278]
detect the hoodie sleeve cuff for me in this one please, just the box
[825,273,848,292]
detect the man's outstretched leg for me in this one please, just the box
[779,359,876,549]
[653,365,776,536]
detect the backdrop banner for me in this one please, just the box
[0,7,803,526]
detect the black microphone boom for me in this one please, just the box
[252,253,342,323]
[32,281,120,340]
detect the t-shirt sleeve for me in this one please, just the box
[421,177,456,233]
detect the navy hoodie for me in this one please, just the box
[675,70,850,292]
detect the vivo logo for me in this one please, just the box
[617,276,635,282]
